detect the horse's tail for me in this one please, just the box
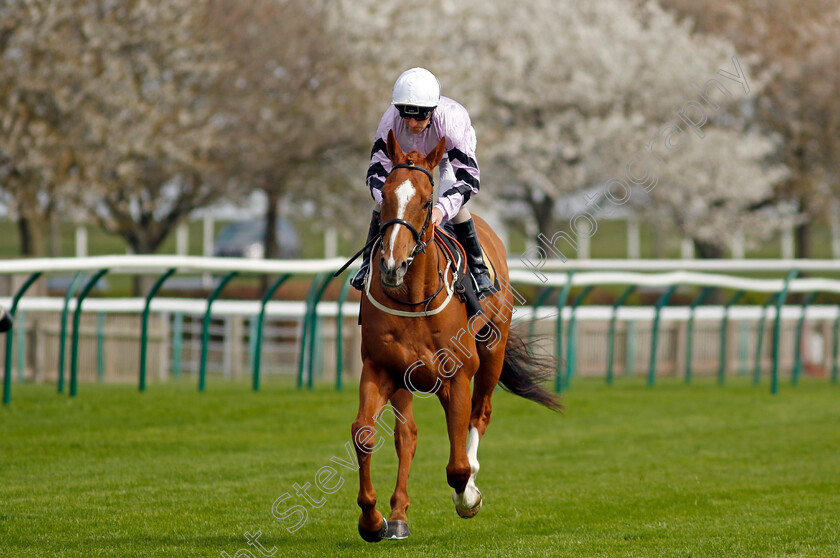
[499,330,564,412]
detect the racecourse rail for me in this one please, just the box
[2,255,840,405]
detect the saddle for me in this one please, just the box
[350,223,500,322]
[434,222,499,317]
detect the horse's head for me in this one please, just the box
[378,129,446,288]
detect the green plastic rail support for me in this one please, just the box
[139,268,177,392]
[335,275,354,392]
[57,271,84,394]
[16,310,25,382]
[792,292,818,386]
[530,287,555,339]
[248,318,258,374]
[172,312,183,379]
[771,269,798,395]
[199,271,238,392]
[607,286,636,386]
[625,321,637,378]
[833,304,840,385]
[97,313,105,382]
[738,320,750,376]
[70,269,109,398]
[3,272,42,406]
[753,294,777,386]
[685,286,713,384]
[252,273,291,392]
[298,273,327,389]
[648,284,678,387]
[554,271,576,393]
[307,274,336,390]
[566,285,594,390]
[717,290,745,386]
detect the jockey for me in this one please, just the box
[352,67,493,294]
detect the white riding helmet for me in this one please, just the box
[392,67,441,108]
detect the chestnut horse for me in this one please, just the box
[352,129,561,542]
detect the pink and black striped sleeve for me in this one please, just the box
[436,102,480,222]
[365,108,400,206]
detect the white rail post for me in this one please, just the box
[75,226,88,258]
[176,222,189,256]
[731,230,745,260]
[202,212,214,288]
[627,216,640,259]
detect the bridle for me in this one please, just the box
[376,161,450,311]
[331,161,437,282]
[334,159,457,317]
[378,162,435,266]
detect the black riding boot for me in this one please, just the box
[351,211,381,291]
[453,218,493,295]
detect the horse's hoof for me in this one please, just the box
[358,518,388,543]
[455,492,482,519]
[384,520,410,540]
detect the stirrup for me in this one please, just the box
[452,219,493,295]
[351,210,381,291]
[471,269,493,294]
[351,261,369,291]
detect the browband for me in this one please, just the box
[391,162,434,187]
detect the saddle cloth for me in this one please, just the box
[436,223,500,316]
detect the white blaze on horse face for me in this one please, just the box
[386,179,416,269]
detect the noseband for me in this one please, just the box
[379,162,435,264]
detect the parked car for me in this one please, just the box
[213,219,300,259]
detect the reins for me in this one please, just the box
[333,162,436,280]
[364,234,457,317]
[378,163,435,265]
[378,236,446,308]
[359,161,460,317]
[433,226,468,277]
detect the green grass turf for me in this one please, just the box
[1,377,838,557]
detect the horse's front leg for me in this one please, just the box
[385,388,417,539]
[439,374,482,518]
[352,360,394,542]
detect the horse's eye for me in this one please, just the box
[423,200,433,209]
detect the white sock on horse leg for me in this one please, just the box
[453,425,481,508]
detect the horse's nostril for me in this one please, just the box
[399,261,408,273]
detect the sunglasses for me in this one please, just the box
[396,104,435,121]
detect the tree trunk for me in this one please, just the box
[693,239,725,303]
[794,220,811,259]
[792,209,811,301]
[693,239,724,259]
[130,236,159,297]
[260,188,281,293]
[17,214,45,257]
[264,188,280,260]
[133,274,160,298]
[529,196,555,249]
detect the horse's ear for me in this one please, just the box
[427,136,446,169]
[386,129,404,163]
